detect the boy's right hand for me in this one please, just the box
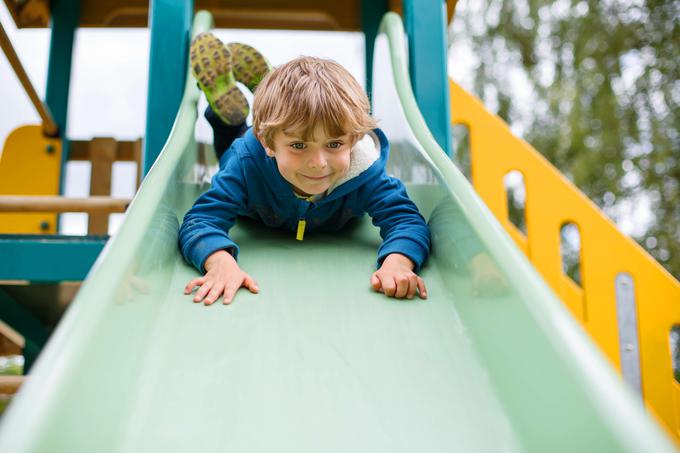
[184,250,259,305]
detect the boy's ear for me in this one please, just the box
[255,133,276,157]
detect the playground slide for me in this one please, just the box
[0,12,675,452]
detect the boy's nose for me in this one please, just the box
[307,150,327,168]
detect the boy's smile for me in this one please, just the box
[263,126,355,197]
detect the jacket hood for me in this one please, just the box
[241,127,391,203]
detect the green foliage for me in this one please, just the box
[0,356,22,415]
[451,0,679,278]
[0,398,10,415]
[0,356,23,376]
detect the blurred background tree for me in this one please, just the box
[449,0,679,278]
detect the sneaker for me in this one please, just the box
[190,32,248,125]
[228,42,272,93]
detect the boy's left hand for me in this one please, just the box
[371,253,427,300]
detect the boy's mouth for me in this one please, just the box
[300,174,330,181]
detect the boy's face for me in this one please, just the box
[263,125,354,197]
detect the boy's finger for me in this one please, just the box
[382,278,397,297]
[406,276,418,299]
[243,276,260,293]
[417,276,428,299]
[194,281,214,302]
[395,277,409,298]
[204,284,225,306]
[370,273,382,291]
[184,277,205,294]
[223,284,238,305]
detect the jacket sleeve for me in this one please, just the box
[178,154,248,272]
[361,173,431,272]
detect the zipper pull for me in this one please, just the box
[296,219,306,241]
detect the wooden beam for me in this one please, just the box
[2,0,49,28]
[0,20,58,136]
[69,139,142,162]
[0,376,25,394]
[88,138,117,234]
[0,319,23,356]
[448,0,459,24]
[132,138,142,187]
[0,196,130,213]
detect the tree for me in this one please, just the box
[449,0,679,278]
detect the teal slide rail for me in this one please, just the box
[0,11,674,452]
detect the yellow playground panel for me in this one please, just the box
[0,125,61,234]
[449,80,680,440]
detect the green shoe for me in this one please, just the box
[228,42,272,93]
[190,32,249,125]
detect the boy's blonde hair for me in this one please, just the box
[252,56,377,148]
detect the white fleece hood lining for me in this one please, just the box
[326,131,380,195]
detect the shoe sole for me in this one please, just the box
[190,33,248,125]
[229,42,272,92]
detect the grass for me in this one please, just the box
[0,355,24,415]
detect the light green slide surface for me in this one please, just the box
[0,11,675,452]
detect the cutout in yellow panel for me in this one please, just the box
[560,222,582,287]
[504,170,527,235]
[0,125,62,233]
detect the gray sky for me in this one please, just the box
[0,2,651,237]
[0,5,366,143]
[0,4,366,234]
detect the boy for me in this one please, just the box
[179,33,431,305]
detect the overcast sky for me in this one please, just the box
[0,2,650,238]
[0,4,369,234]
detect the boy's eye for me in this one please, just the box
[290,142,306,150]
[327,141,343,149]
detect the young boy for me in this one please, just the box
[179,33,431,305]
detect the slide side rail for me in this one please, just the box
[449,80,680,439]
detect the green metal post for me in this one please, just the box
[143,0,194,176]
[0,289,50,372]
[0,235,107,281]
[402,0,452,155]
[45,0,80,193]
[361,0,389,105]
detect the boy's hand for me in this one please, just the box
[184,250,259,305]
[371,253,427,300]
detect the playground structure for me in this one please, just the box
[0,0,678,450]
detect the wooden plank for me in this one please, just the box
[88,138,116,234]
[9,0,367,30]
[70,139,141,161]
[0,20,57,135]
[3,0,459,31]
[0,376,25,394]
[0,320,23,355]
[2,0,49,28]
[132,138,142,188]
[0,196,130,213]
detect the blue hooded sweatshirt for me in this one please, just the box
[178,127,431,273]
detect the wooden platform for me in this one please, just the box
[3,0,456,30]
